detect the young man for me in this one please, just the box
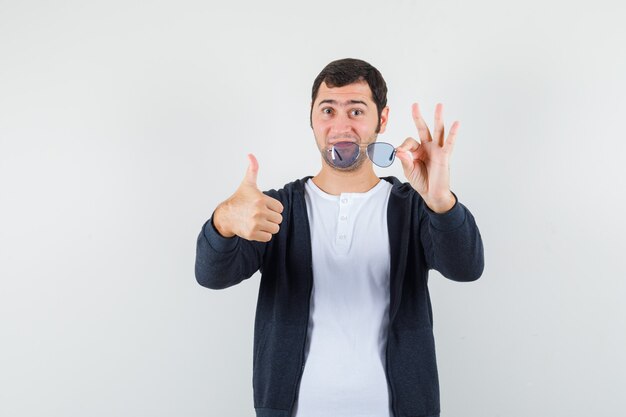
[195,58,484,417]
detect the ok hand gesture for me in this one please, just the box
[396,103,459,213]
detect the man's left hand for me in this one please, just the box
[396,102,459,214]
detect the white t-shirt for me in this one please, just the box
[292,178,394,417]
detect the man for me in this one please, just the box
[195,58,484,417]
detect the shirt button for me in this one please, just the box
[341,198,348,204]
[340,215,348,221]
[338,234,346,240]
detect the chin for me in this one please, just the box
[321,153,368,173]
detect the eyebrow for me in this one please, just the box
[317,99,368,107]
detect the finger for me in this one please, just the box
[445,121,460,151]
[259,220,281,235]
[250,230,273,242]
[395,138,418,171]
[412,103,432,143]
[243,153,259,187]
[395,137,420,162]
[396,137,421,152]
[433,103,445,147]
[264,209,283,225]
[264,195,284,213]
[395,149,415,172]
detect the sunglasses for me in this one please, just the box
[327,141,397,168]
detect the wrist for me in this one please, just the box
[425,191,456,214]
[213,202,236,238]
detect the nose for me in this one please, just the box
[329,112,355,135]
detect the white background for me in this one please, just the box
[1,0,625,416]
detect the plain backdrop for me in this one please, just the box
[1,0,625,416]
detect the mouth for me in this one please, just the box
[328,134,359,145]
[329,141,356,147]
[328,139,358,146]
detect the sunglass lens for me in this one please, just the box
[328,142,359,168]
[367,142,396,167]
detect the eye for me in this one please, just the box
[322,107,333,115]
[351,109,364,116]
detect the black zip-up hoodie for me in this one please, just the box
[195,176,484,417]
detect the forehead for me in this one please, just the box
[314,81,374,105]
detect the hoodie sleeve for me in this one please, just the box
[194,212,268,290]
[419,191,485,282]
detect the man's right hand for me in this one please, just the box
[212,154,284,242]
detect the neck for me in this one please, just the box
[312,162,380,195]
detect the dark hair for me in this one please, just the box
[310,58,388,133]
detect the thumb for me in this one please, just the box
[242,153,259,187]
[395,148,415,173]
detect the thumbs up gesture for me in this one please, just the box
[212,154,284,242]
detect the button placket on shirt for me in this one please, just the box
[336,194,352,246]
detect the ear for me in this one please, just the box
[378,106,390,134]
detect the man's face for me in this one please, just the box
[311,81,389,171]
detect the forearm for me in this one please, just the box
[195,216,263,289]
[421,195,484,282]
